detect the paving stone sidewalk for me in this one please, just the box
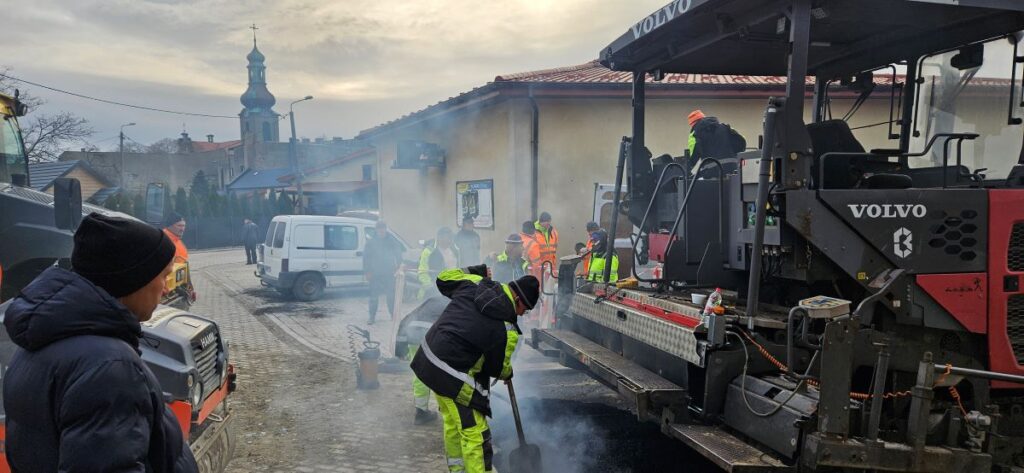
[188,249,446,472]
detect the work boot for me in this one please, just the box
[367,317,375,326]
[414,408,437,425]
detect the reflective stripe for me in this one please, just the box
[448,459,465,466]
[420,341,490,398]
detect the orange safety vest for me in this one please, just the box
[533,221,559,274]
[164,228,189,262]
[519,232,540,277]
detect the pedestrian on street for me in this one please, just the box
[363,220,404,325]
[3,213,199,473]
[417,227,459,299]
[242,217,260,265]
[454,215,481,267]
[410,268,540,473]
[533,211,560,279]
[487,233,527,283]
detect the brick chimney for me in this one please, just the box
[206,134,215,143]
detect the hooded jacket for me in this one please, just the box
[2,267,199,473]
[410,268,520,416]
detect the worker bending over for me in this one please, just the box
[410,268,540,473]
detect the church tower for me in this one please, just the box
[239,26,280,142]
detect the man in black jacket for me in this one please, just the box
[242,218,260,265]
[454,215,481,266]
[410,267,540,473]
[363,220,404,325]
[3,213,199,473]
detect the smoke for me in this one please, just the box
[489,383,609,473]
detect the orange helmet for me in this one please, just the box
[688,109,706,127]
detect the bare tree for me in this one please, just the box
[21,112,94,162]
[146,138,178,154]
[0,66,43,109]
[1,66,94,162]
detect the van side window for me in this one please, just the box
[293,224,325,249]
[265,222,278,247]
[325,225,358,250]
[272,222,287,248]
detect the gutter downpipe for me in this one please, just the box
[528,87,539,220]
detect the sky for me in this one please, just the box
[3,0,667,149]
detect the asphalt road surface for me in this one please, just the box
[189,248,720,472]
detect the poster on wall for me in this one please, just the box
[455,179,494,229]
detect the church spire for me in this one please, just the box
[241,23,275,110]
[239,23,280,143]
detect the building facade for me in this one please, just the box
[359,61,898,255]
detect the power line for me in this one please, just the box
[0,72,237,119]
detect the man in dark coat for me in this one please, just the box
[3,213,198,472]
[410,268,540,472]
[242,218,260,265]
[454,215,481,266]
[362,220,404,325]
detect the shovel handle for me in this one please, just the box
[507,381,528,446]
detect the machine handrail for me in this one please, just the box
[817,132,979,189]
[663,158,726,264]
[629,162,687,283]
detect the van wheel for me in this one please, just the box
[292,273,324,301]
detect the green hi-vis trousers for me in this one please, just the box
[436,393,493,472]
[407,344,431,410]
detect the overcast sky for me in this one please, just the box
[4,0,665,148]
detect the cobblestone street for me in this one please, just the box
[187,248,717,472]
[189,249,446,472]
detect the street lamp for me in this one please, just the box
[288,96,313,214]
[119,122,136,189]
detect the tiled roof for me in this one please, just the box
[226,167,292,191]
[191,140,241,153]
[497,60,899,86]
[360,60,1011,137]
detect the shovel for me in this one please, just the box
[506,380,543,473]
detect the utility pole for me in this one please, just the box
[288,96,313,214]
[119,122,136,189]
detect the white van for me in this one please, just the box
[256,215,416,301]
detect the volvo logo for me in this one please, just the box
[893,227,913,259]
[200,333,216,349]
[630,0,692,39]
[848,204,927,219]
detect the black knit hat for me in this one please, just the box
[72,213,176,297]
[510,275,540,309]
